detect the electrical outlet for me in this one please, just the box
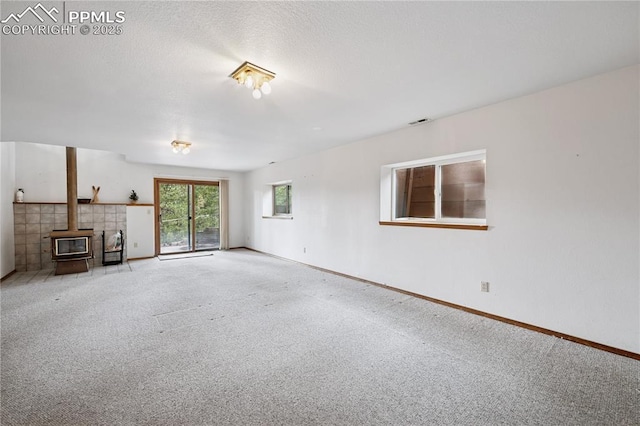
[303,247,306,253]
[134,242,138,248]
[481,281,490,292]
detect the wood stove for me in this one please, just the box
[53,235,90,257]
[50,229,94,274]
[50,147,95,275]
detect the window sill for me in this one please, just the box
[262,215,293,220]
[379,221,488,231]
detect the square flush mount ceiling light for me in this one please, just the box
[230,61,276,100]
[171,140,191,154]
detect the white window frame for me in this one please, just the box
[380,150,487,229]
[262,180,293,219]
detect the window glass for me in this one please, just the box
[274,184,292,215]
[441,160,485,219]
[395,165,435,218]
[386,150,486,225]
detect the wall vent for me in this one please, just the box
[408,118,431,126]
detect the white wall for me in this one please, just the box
[244,65,640,354]
[126,205,155,259]
[13,144,245,248]
[1,142,16,277]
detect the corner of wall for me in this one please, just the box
[1,142,17,276]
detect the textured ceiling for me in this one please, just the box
[1,1,638,171]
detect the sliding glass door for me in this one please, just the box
[193,184,220,251]
[155,179,220,255]
[158,182,191,254]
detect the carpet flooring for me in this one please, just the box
[1,249,638,425]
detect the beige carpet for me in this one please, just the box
[2,249,638,425]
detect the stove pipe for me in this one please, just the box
[66,147,78,231]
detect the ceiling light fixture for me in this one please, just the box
[171,140,191,154]
[230,61,276,100]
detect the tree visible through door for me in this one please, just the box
[156,180,220,254]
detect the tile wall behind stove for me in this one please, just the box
[14,203,128,271]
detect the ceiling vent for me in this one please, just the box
[408,118,431,126]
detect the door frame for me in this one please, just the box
[154,178,220,256]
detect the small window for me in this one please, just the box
[273,184,292,216]
[381,150,486,229]
[395,165,436,219]
[440,160,485,219]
